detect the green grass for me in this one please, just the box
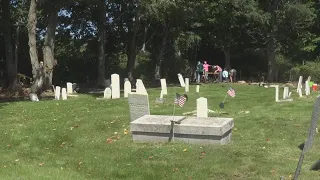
[1,84,320,179]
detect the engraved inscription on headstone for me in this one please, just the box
[128,93,150,122]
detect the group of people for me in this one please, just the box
[195,61,237,83]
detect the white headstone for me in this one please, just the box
[283,87,289,99]
[307,76,311,82]
[55,86,61,100]
[177,73,185,87]
[62,88,68,100]
[111,74,120,99]
[305,81,310,96]
[124,81,131,98]
[185,78,189,92]
[298,88,303,98]
[124,78,129,82]
[66,82,73,94]
[275,85,279,102]
[128,93,150,122]
[136,79,148,95]
[297,76,303,93]
[288,92,292,98]
[160,79,167,95]
[196,85,200,93]
[160,90,163,99]
[197,97,208,118]
[29,93,39,102]
[104,87,112,99]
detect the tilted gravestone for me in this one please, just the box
[293,95,320,180]
[128,93,150,122]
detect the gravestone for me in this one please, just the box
[283,87,289,99]
[29,93,39,102]
[160,79,167,95]
[297,76,303,93]
[124,81,131,98]
[111,74,120,99]
[305,81,311,96]
[55,86,61,100]
[275,85,293,102]
[185,78,189,93]
[136,79,148,95]
[128,93,150,122]
[156,90,165,104]
[72,83,78,93]
[124,78,129,82]
[196,85,200,93]
[197,97,208,118]
[66,82,73,94]
[177,73,185,87]
[293,96,320,179]
[61,88,68,100]
[307,76,311,82]
[104,87,112,99]
[275,85,279,102]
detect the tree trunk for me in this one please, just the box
[27,0,43,94]
[14,25,20,75]
[97,0,106,87]
[127,17,139,83]
[154,24,169,80]
[223,47,231,71]
[267,38,276,82]
[1,0,18,91]
[43,7,59,89]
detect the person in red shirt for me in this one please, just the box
[203,61,211,82]
[213,65,223,82]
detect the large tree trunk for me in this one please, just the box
[27,0,43,94]
[97,0,106,87]
[223,47,231,71]
[267,38,276,82]
[1,0,18,91]
[127,16,139,83]
[43,7,59,90]
[154,24,169,80]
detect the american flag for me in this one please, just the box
[174,93,188,107]
[227,87,236,98]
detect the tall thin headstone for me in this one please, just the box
[128,93,150,122]
[124,81,131,98]
[197,97,208,118]
[136,79,148,95]
[62,88,68,100]
[185,78,189,92]
[196,85,200,93]
[305,81,310,96]
[111,74,120,99]
[177,73,185,87]
[160,79,167,95]
[55,86,61,100]
[66,82,73,94]
[275,85,279,102]
[297,76,303,93]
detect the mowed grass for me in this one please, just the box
[1,83,320,180]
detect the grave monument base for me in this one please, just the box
[130,115,234,145]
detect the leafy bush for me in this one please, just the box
[290,58,320,83]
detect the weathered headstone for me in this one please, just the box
[283,87,289,99]
[297,76,303,93]
[124,78,129,82]
[66,82,73,94]
[275,85,293,102]
[136,79,148,95]
[128,93,150,122]
[55,86,61,100]
[160,79,167,95]
[293,96,320,179]
[307,76,311,82]
[305,81,311,96]
[156,90,165,104]
[275,85,279,102]
[124,81,131,98]
[111,74,120,99]
[197,97,208,118]
[104,87,112,99]
[177,73,185,87]
[61,88,68,100]
[196,85,200,93]
[29,93,39,102]
[185,78,189,92]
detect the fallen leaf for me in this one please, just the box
[201,151,206,155]
[199,156,204,159]
[148,156,153,160]
[114,132,118,135]
[74,125,79,128]
[39,162,44,166]
[172,168,179,172]
[124,129,128,135]
[15,159,19,162]
[266,138,270,142]
[106,138,113,144]
[60,142,66,147]
[7,144,11,147]
[116,136,120,140]
[183,149,187,152]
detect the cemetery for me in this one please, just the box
[1,0,320,179]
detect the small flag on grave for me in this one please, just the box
[174,93,188,107]
[227,87,236,98]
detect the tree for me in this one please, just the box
[1,0,19,90]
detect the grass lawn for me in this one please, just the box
[1,83,320,180]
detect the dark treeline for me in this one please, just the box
[0,0,320,93]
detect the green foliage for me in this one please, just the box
[291,59,320,83]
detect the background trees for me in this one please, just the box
[0,0,319,92]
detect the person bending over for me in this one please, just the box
[229,69,237,83]
[213,65,222,82]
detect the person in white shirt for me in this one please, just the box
[222,69,229,82]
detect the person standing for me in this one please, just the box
[213,65,223,82]
[229,69,237,83]
[196,61,204,83]
[203,61,211,82]
[222,68,229,82]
